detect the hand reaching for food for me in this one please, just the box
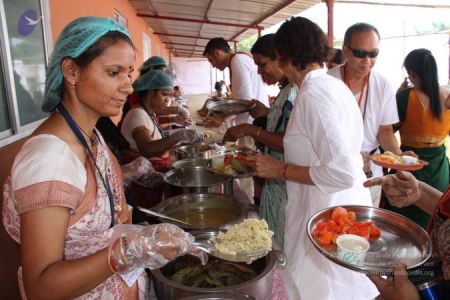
[109,223,208,276]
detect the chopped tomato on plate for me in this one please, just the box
[313,207,382,246]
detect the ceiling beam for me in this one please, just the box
[230,0,297,41]
[163,42,204,47]
[154,32,237,42]
[168,47,204,53]
[335,1,450,8]
[196,0,215,45]
[137,13,263,29]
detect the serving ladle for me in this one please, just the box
[193,240,269,264]
[136,206,192,226]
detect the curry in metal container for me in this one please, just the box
[169,208,240,228]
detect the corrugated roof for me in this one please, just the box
[335,0,450,8]
[128,0,321,57]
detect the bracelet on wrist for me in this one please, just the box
[109,254,117,273]
[283,163,288,179]
[256,127,262,138]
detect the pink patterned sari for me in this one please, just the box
[2,131,148,299]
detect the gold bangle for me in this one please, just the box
[283,164,288,180]
[256,127,262,137]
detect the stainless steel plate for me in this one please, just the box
[306,205,432,275]
[209,149,258,178]
[206,99,255,115]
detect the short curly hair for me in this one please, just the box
[274,17,329,70]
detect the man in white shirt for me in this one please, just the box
[203,37,268,203]
[328,23,413,207]
[203,37,268,127]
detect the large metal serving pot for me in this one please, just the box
[151,193,249,230]
[151,229,286,300]
[163,166,233,197]
[171,143,213,161]
[178,293,255,300]
[171,158,211,169]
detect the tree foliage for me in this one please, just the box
[236,35,258,52]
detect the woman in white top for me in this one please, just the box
[121,70,201,158]
[248,17,378,300]
[2,17,203,299]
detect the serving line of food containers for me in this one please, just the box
[138,142,286,299]
[143,139,434,299]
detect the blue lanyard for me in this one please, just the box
[57,103,116,228]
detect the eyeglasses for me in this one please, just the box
[346,45,379,59]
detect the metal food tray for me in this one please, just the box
[208,149,258,178]
[306,205,432,275]
[206,99,255,115]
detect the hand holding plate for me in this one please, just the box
[367,264,420,300]
[246,154,284,179]
[248,99,269,118]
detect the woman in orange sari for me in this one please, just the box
[387,48,450,228]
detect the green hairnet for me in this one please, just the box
[133,70,173,92]
[42,17,131,112]
[139,56,167,73]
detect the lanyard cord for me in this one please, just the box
[344,65,370,121]
[57,103,116,228]
[140,99,165,137]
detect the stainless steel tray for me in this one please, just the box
[206,99,255,115]
[208,149,258,178]
[306,205,432,275]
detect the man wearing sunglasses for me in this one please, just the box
[328,23,411,207]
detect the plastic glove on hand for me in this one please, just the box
[172,129,203,144]
[109,223,208,275]
[178,105,191,119]
[137,171,164,189]
[121,157,155,187]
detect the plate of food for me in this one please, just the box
[307,205,432,274]
[206,99,255,115]
[208,149,257,178]
[370,151,428,171]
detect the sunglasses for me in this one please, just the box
[346,45,379,58]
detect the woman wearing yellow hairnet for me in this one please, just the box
[2,17,205,299]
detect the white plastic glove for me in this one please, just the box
[109,224,208,276]
[178,105,191,119]
[121,157,155,187]
[170,129,203,144]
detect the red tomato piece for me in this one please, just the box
[348,211,357,222]
[370,224,381,239]
[224,155,233,165]
[317,230,333,246]
[235,154,249,164]
[358,226,371,239]
[326,220,339,232]
[331,207,348,221]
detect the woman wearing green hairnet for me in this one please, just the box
[2,17,205,299]
[120,69,202,162]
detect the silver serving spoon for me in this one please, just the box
[193,240,269,264]
[136,206,192,226]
